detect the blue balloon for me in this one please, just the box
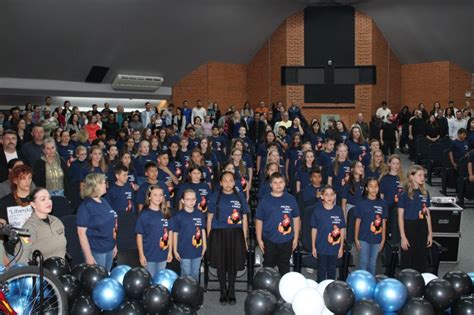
[152,269,179,292]
[468,272,474,288]
[110,265,132,285]
[374,279,407,313]
[347,270,377,301]
[92,278,125,311]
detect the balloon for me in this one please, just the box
[171,276,201,308]
[317,279,334,296]
[92,278,125,311]
[80,264,108,294]
[110,265,132,285]
[59,274,81,302]
[306,279,318,289]
[375,274,389,282]
[152,269,179,292]
[123,267,152,300]
[399,298,435,315]
[321,306,334,315]
[70,294,101,315]
[117,300,146,315]
[292,287,324,315]
[452,296,474,315]
[142,284,172,314]
[424,278,456,311]
[166,303,196,314]
[253,267,281,298]
[244,289,277,315]
[272,303,295,315]
[374,279,407,313]
[323,280,355,314]
[443,271,473,299]
[43,256,70,278]
[422,273,438,286]
[352,298,383,315]
[396,268,425,298]
[468,272,474,291]
[71,263,89,280]
[278,272,307,303]
[347,270,377,301]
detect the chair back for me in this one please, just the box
[52,196,75,218]
[59,214,84,266]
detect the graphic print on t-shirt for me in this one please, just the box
[192,226,203,248]
[341,170,350,186]
[394,185,403,203]
[328,224,342,245]
[370,214,383,234]
[359,146,367,161]
[241,177,248,191]
[227,209,242,225]
[160,227,169,249]
[198,195,208,213]
[278,214,292,235]
[419,198,429,220]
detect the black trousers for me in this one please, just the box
[400,219,428,273]
[382,140,396,156]
[263,239,293,276]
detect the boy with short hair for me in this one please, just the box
[300,168,323,208]
[449,128,469,170]
[136,162,171,211]
[105,165,135,215]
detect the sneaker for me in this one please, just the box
[305,267,314,274]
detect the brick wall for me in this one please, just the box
[449,63,471,107]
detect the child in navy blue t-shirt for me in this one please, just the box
[135,185,174,277]
[354,178,387,275]
[105,165,135,215]
[449,128,469,170]
[256,172,300,276]
[257,162,280,200]
[311,185,346,282]
[300,167,323,208]
[328,144,351,196]
[173,189,206,281]
[341,160,365,217]
[135,162,171,212]
[398,165,433,272]
[176,166,211,212]
[133,140,154,185]
[295,150,317,193]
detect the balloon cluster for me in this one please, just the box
[245,267,474,315]
[47,260,205,314]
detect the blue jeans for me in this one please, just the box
[359,240,380,275]
[317,254,337,282]
[146,261,167,278]
[180,258,201,281]
[92,250,114,271]
[49,189,65,197]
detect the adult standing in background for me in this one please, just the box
[0,130,23,182]
[191,100,207,124]
[449,110,468,140]
[355,113,370,140]
[182,100,192,128]
[376,101,391,123]
[116,105,127,127]
[288,103,302,121]
[141,102,155,129]
[398,106,412,153]
[21,124,45,166]
[436,109,449,138]
[273,111,292,135]
[408,110,425,161]
[103,112,119,140]
[254,100,268,116]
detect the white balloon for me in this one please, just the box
[292,287,325,315]
[306,279,319,289]
[421,272,438,285]
[317,279,335,296]
[279,272,307,303]
[321,306,335,315]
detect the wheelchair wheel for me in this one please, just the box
[0,265,68,314]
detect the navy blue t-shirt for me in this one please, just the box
[105,183,135,215]
[450,139,468,162]
[296,167,312,189]
[177,182,211,213]
[68,159,88,184]
[135,209,173,262]
[133,155,154,178]
[258,179,271,200]
[380,174,403,208]
[208,191,249,229]
[57,143,75,162]
[319,151,336,168]
[354,199,387,244]
[346,139,369,162]
[365,166,381,179]
[256,192,300,244]
[398,189,431,221]
[80,166,107,182]
[310,203,346,255]
[77,198,117,253]
[328,160,351,193]
[341,181,365,206]
[173,209,205,259]
[136,181,171,205]
[301,184,322,208]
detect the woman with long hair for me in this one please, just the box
[346,125,369,161]
[341,160,365,218]
[425,114,441,143]
[328,143,351,196]
[285,133,303,192]
[256,131,278,174]
[229,148,250,199]
[365,149,387,179]
[295,149,317,193]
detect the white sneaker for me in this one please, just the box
[306,268,314,274]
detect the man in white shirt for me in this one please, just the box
[375,101,391,123]
[449,110,468,139]
[0,130,22,182]
[191,100,207,124]
[273,111,292,134]
[140,102,154,127]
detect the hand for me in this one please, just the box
[0,218,6,225]
[355,240,361,251]
[131,183,139,191]
[174,252,182,262]
[167,253,173,263]
[409,135,413,140]
[292,238,298,252]
[86,255,97,265]
[469,175,474,182]
[245,239,249,251]
[201,245,207,258]
[427,234,433,247]
[139,255,147,267]
[379,241,385,252]
[401,237,410,251]
[258,240,265,254]
[380,140,384,146]
[338,247,344,259]
[113,246,118,258]
[312,248,318,258]
[453,164,458,170]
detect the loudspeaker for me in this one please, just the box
[85,66,109,83]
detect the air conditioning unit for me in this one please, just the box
[112,74,164,91]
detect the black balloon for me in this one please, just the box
[71,263,89,280]
[375,274,389,282]
[323,280,355,314]
[399,298,435,315]
[452,296,474,315]
[443,271,473,299]
[117,300,146,315]
[142,284,172,314]
[171,276,201,308]
[272,303,295,315]
[69,294,101,315]
[166,303,196,314]
[352,299,383,315]
[253,267,281,298]
[43,256,70,278]
[80,264,108,294]
[396,269,425,298]
[59,274,81,302]
[244,289,277,315]
[424,279,456,311]
[123,267,151,300]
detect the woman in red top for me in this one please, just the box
[85,115,101,142]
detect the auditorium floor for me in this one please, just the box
[198,151,474,314]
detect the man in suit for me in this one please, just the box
[0,130,24,182]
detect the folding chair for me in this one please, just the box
[425,143,444,186]
[436,136,452,148]
[52,196,75,218]
[59,214,84,267]
[115,213,140,268]
[415,137,431,166]
[456,157,474,208]
[441,150,457,195]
